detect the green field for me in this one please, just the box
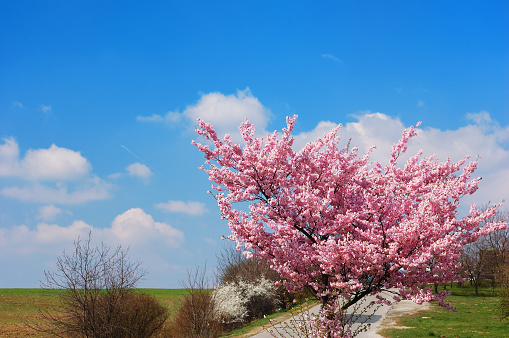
[0,288,188,337]
[2,286,508,337]
[379,284,509,338]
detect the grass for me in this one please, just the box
[378,283,509,338]
[0,289,60,337]
[220,299,320,337]
[3,285,508,337]
[137,288,188,315]
[0,288,188,337]
[220,308,289,337]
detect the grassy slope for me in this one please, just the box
[0,288,187,337]
[0,289,59,337]
[378,284,509,338]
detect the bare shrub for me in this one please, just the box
[36,232,167,337]
[112,292,169,337]
[167,267,220,338]
[216,242,280,285]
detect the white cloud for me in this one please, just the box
[0,137,20,177]
[37,205,64,221]
[40,104,52,116]
[1,177,112,204]
[0,209,184,286]
[155,200,207,216]
[126,162,153,180]
[109,208,184,247]
[23,144,90,181]
[136,114,165,122]
[136,111,181,123]
[109,162,153,183]
[13,101,23,108]
[0,208,184,256]
[0,138,112,205]
[292,120,342,151]
[0,138,91,181]
[137,88,272,142]
[292,111,509,210]
[292,112,406,158]
[108,172,123,179]
[35,220,93,243]
[184,88,272,139]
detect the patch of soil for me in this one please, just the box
[376,300,431,332]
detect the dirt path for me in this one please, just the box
[374,300,431,336]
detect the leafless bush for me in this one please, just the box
[35,232,167,337]
[167,267,220,338]
[216,242,280,285]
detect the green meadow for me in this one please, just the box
[0,288,187,337]
[378,284,509,338]
[1,285,508,337]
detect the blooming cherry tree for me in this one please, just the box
[193,115,505,336]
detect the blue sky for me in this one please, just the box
[1,1,508,288]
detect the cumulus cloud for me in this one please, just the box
[292,112,406,158]
[37,205,64,221]
[136,111,181,123]
[0,208,184,256]
[0,138,111,204]
[138,88,272,142]
[155,200,207,216]
[35,220,93,243]
[183,88,272,137]
[0,220,94,256]
[110,208,184,247]
[292,111,509,210]
[0,137,20,177]
[0,138,91,181]
[1,178,111,204]
[126,162,153,180]
[109,162,153,183]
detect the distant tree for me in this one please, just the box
[460,240,490,295]
[500,265,509,320]
[460,209,509,295]
[484,210,509,284]
[37,232,168,337]
[194,115,506,337]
